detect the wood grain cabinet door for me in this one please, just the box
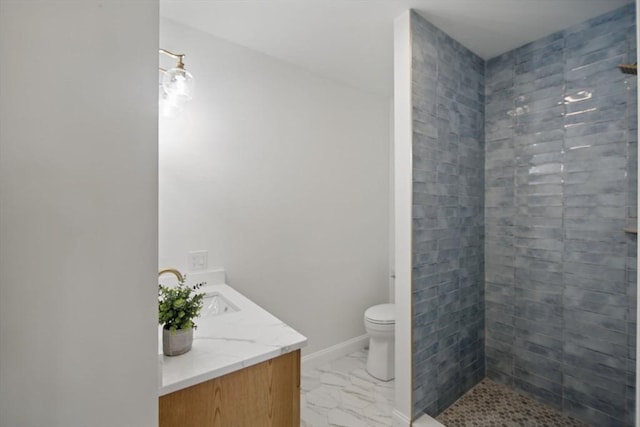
[160,350,300,427]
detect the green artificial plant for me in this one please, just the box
[159,280,205,332]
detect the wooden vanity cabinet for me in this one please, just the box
[159,349,300,427]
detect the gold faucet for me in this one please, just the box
[158,268,185,283]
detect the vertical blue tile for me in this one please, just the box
[483,3,636,425]
[410,10,485,417]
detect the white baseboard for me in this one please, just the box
[412,413,445,427]
[392,409,411,427]
[301,334,369,371]
[392,410,444,427]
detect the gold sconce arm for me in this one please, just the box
[159,49,186,69]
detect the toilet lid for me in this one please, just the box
[365,304,395,324]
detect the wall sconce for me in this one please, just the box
[159,49,195,116]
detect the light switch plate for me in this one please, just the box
[188,250,208,271]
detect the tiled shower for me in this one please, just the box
[410,10,486,416]
[411,4,637,426]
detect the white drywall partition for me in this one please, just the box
[0,2,159,426]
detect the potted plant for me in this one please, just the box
[159,279,205,356]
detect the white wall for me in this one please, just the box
[0,2,158,427]
[159,19,390,354]
[392,11,413,426]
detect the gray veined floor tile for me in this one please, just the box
[301,349,395,427]
[302,368,324,392]
[320,371,352,388]
[327,408,371,427]
[306,386,341,410]
[301,395,331,427]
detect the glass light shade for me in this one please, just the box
[162,67,195,101]
[160,90,188,118]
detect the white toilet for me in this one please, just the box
[364,303,395,381]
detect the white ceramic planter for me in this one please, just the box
[163,327,193,356]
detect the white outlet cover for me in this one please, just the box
[188,250,208,271]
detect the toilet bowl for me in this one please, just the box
[364,303,395,381]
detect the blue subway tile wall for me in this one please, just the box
[410,11,485,417]
[484,4,637,426]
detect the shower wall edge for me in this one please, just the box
[393,9,415,426]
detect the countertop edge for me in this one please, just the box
[158,338,307,396]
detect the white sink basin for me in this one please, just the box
[200,292,239,317]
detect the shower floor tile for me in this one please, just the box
[301,349,395,427]
[436,379,588,427]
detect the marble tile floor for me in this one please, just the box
[301,349,395,427]
[301,350,588,426]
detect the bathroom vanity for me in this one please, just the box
[158,273,307,427]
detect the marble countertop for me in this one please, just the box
[158,277,307,396]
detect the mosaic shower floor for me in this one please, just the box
[436,379,589,427]
[301,349,395,427]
